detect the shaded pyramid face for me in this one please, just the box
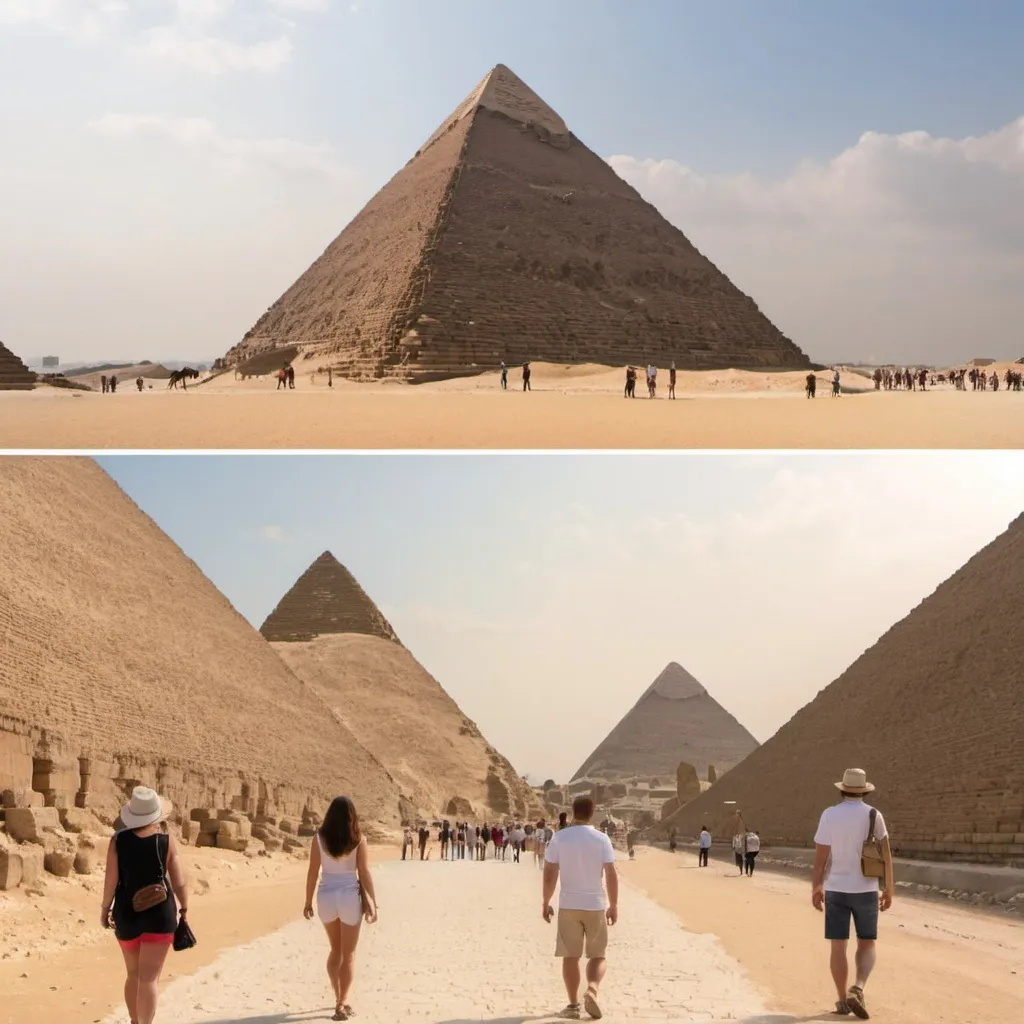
[572,662,759,783]
[0,340,36,390]
[259,551,400,643]
[265,552,540,820]
[224,64,809,381]
[663,515,1024,863]
[0,459,399,827]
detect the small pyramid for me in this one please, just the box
[663,515,1024,862]
[223,64,809,381]
[259,551,400,643]
[572,662,758,783]
[0,340,36,390]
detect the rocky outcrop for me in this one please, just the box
[223,64,809,381]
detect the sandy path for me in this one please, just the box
[1,389,1022,449]
[621,848,1024,1024]
[100,857,772,1024]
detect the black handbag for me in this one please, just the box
[173,915,197,952]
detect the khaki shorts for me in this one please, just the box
[555,908,608,959]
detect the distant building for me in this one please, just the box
[41,356,59,368]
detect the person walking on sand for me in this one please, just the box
[812,769,894,1020]
[101,787,187,1024]
[744,829,760,876]
[542,795,618,1020]
[417,823,429,860]
[832,369,841,397]
[698,825,712,867]
[732,831,745,874]
[500,361,508,390]
[522,362,532,391]
[401,823,413,861]
[535,818,552,868]
[304,796,378,1022]
[806,372,817,399]
[109,374,118,393]
[668,362,676,399]
[100,374,108,394]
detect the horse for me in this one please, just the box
[168,367,200,390]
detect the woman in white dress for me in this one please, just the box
[304,797,378,1021]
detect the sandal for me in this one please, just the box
[331,1009,349,1021]
[834,1001,851,1015]
[558,1005,582,1020]
[583,987,602,1019]
[343,1006,355,1017]
[846,986,869,1020]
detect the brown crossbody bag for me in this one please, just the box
[860,808,886,881]
[131,833,170,913]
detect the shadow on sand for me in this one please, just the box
[202,1011,839,1024]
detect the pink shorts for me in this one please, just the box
[118,933,174,950]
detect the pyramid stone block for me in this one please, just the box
[663,515,1024,863]
[0,340,36,390]
[223,64,810,381]
[572,662,758,784]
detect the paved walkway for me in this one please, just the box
[103,858,777,1023]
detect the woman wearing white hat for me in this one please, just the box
[100,786,188,1024]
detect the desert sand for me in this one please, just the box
[2,364,1022,449]
[11,843,1020,1024]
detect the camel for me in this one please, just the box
[167,367,200,390]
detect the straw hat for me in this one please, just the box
[117,786,172,830]
[835,768,875,794]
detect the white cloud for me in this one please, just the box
[0,0,128,41]
[132,25,292,74]
[259,524,286,542]
[608,117,1024,365]
[88,112,350,180]
[269,0,333,10]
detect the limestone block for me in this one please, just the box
[190,809,215,823]
[279,819,296,835]
[251,823,283,843]
[0,842,22,890]
[297,822,318,838]
[217,820,241,842]
[180,819,198,844]
[282,835,306,853]
[19,844,45,885]
[59,807,107,834]
[44,850,75,877]
[261,835,283,854]
[199,818,222,836]
[2,787,39,809]
[73,849,97,875]
[5,807,61,843]
[195,832,217,848]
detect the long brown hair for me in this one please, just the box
[319,796,361,858]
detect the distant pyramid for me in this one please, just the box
[222,63,809,381]
[260,551,400,643]
[572,662,758,783]
[0,459,399,828]
[263,553,541,821]
[662,515,1024,864]
[0,340,36,390]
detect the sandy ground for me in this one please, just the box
[10,843,1017,1023]
[1,364,1022,448]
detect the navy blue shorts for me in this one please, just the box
[824,891,878,941]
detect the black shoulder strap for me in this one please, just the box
[156,832,167,883]
[867,807,877,843]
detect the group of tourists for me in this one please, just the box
[100,766,893,1024]
[277,363,296,390]
[805,369,843,398]
[499,362,532,390]
[623,362,678,398]
[401,816,577,867]
[870,365,1023,392]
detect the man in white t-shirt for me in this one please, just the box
[812,768,894,1020]
[697,825,712,867]
[543,796,618,1020]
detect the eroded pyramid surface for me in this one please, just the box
[572,662,759,783]
[662,516,1024,863]
[0,340,36,390]
[223,64,809,381]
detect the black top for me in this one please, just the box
[112,830,176,941]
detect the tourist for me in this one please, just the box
[624,365,637,398]
[806,372,816,399]
[698,825,712,867]
[812,768,893,1020]
[647,363,657,397]
[417,823,429,860]
[277,367,287,390]
[832,370,841,397]
[456,821,467,860]
[500,362,508,390]
[668,361,676,399]
[303,795,378,1022]
[744,830,760,876]
[511,822,526,862]
[542,795,618,1021]
[558,811,569,831]
[327,367,333,388]
[100,373,108,394]
[401,823,413,861]
[522,362,532,391]
[440,819,450,860]
[287,364,296,389]
[480,821,490,860]
[136,376,144,392]
[101,786,186,1024]
[535,818,552,868]
[109,374,118,393]
[626,830,635,860]
[732,832,745,874]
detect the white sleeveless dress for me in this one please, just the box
[316,835,363,926]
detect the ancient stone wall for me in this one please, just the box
[0,341,36,390]
[661,515,1024,865]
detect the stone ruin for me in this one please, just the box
[222,63,810,382]
[0,339,36,390]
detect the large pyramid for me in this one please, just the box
[222,64,809,381]
[0,459,400,828]
[263,554,540,821]
[572,662,759,784]
[0,340,36,390]
[662,515,1024,864]
[261,551,400,643]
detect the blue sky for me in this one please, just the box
[98,452,1024,781]
[1,1,1022,368]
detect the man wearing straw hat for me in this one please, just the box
[812,769,894,1020]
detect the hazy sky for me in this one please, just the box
[2,1,1023,368]
[99,452,1024,782]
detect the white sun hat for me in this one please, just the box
[835,768,875,794]
[117,786,173,830]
